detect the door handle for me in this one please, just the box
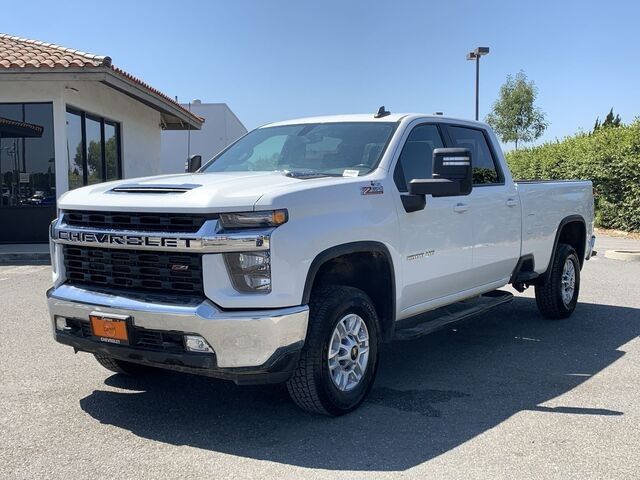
[506,198,518,207]
[453,203,470,213]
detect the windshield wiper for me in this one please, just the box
[284,170,341,179]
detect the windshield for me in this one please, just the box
[202,122,396,176]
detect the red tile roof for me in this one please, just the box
[0,33,110,68]
[0,33,202,126]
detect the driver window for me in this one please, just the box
[393,124,444,192]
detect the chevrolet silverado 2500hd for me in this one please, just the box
[47,111,595,416]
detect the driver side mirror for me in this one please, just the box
[185,154,202,173]
[408,148,473,197]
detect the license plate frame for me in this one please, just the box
[89,312,131,345]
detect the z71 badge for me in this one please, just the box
[361,181,384,196]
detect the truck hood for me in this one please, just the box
[57,171,321,212]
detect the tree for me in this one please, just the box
[486,71,548,149]
[593,108,622,133]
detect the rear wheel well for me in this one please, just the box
[557,220,586,267]
[535,217,587,286]
[306,248,395,342]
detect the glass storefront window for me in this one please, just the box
[85,116,103,185]
[104,122,120,181]
[66,110,83,190]
[0,102,55,208]
[66,107,121,189]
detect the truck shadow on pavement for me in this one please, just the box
[79,297,638,471]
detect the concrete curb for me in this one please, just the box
[604,250,640,262]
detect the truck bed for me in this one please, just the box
[515,180,594,275]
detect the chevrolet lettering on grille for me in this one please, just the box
[57,230,195,249]
[51,215,272,254]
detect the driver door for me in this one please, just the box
[392,122,474,318]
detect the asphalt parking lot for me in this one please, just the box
[1,235,639,480]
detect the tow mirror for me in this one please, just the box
[408,148,472,197]
[185,154,202,173]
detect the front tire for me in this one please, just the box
[94,354,158,376]
[286,285,380,416]
[535,243,581,319]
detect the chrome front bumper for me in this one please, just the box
[47,284,309,369]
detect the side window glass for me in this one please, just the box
[446,126,500,184]
[393,124,444,192]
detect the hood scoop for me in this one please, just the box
[111,183,202,194]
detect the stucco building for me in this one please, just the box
[0,33,202,243]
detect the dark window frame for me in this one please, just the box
[392,122,446,193]
[440,124,505,186]
[66,106,122,188]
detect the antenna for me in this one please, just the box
[374,106,391,118]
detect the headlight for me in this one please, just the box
[219,209,288,229]
[224,252,271,293]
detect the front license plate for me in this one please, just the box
[90,312,130,345]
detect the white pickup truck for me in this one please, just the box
[47,110,595,416]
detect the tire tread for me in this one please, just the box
[93,354,155,376]
[535,243,579,319]
[286,285,377,416]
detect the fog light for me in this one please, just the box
[184,335,214,353]
[55,317,68,331]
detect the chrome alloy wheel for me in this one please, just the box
[561,257,576,306]
[327,313,370,392]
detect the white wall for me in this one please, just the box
[0,79,162,198]
[161,102,247,173]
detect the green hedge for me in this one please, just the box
[506,121,640,232]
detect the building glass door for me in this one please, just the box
[0,102,56,243]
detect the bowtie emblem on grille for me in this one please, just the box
[171,264,190,272]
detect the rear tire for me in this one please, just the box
[286,285,380,416]
[535,243,580,319]
[94,354,157,376]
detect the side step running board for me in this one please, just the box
[393,290,513,341]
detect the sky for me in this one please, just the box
[4,0,640,148]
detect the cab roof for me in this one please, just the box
[262,113,487,128]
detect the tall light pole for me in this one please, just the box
[466,47,490,121]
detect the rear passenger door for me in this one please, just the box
[442,125,521,287]
[392,122,474,317]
